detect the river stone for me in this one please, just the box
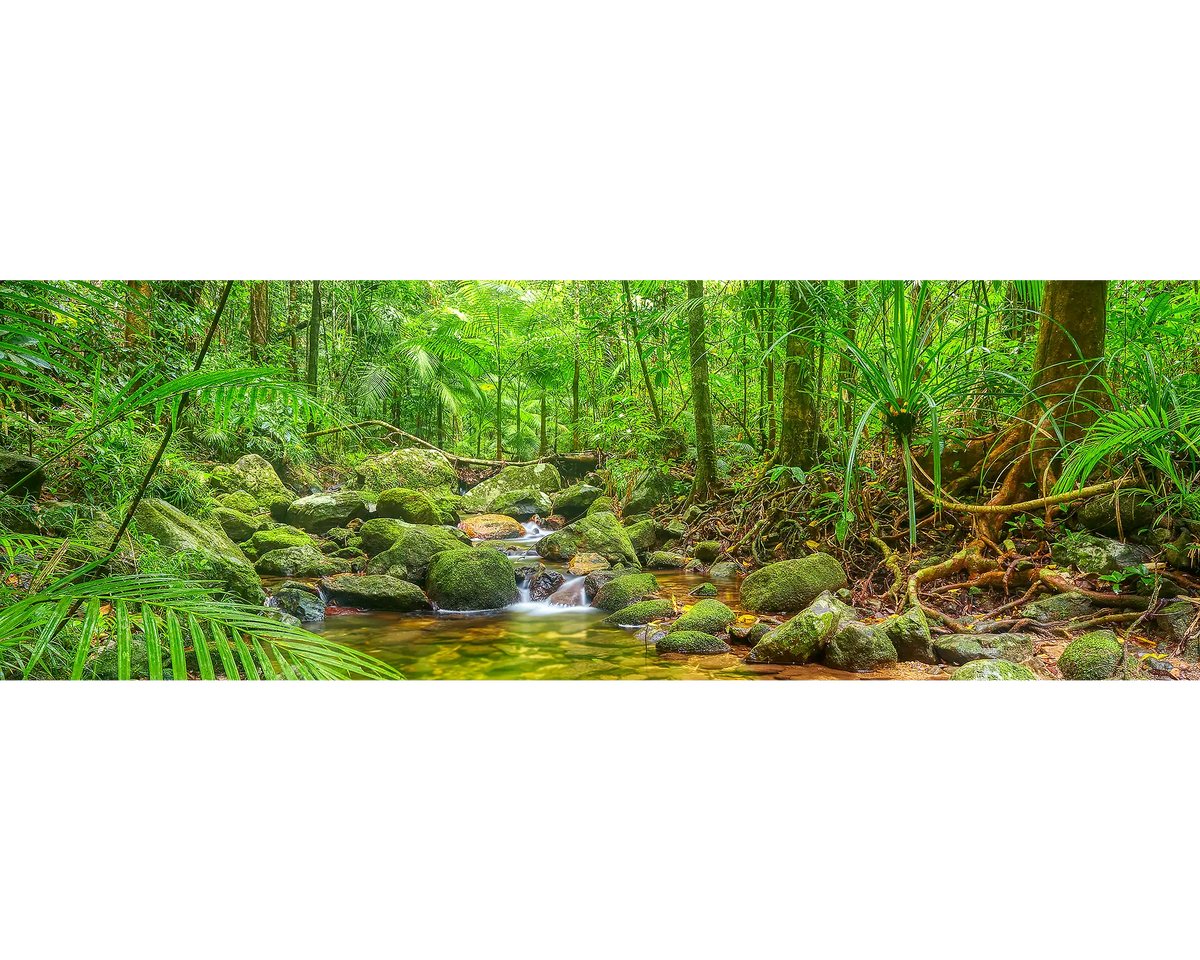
[586,496,617,516]
[287,489,370,534]
[426,546,519,611]
[568,552,609,576]
[491,488,553,520]
[212,506,267,544]
[365,525,469,583]
[207,454,293,518]
[460,514,525,540]
[276,587,325,623]
[881,606,935,664]
[1075,492,1157,537]
[359,517,469,558]
[352,449,458,497]
[689,583,718,598]
[0,451,44,499]
[662,519,688,540]
[645,550,689,569]
[133,498,264,605]
[552,483,603,520]
[740,553,848,613]
[528,569,565,602]
[592,573,660,612]
[624,466,675,515]
[709,561,741,580]
[823,621,898,672]
[537,512,639,566]
[747,592,856,664]
[1020,591,1100,624]
[255,545,352,578]
[584,568,620,598]
[513,559,543,584]
[670,598,736,635]
[656,631,732,655]
[951,659,1038,681]
[376,488,442,525]
[933,635,989,665]
[1058,630,1123,680]
[602,598,673,626]
[240,525,316,559]
[1051,533,1147,576]
[460,463,563,513]
[693,540,721,563]
[976,633,1035,663]
[278,579,319,594]
[731,622,771,644]
[319,573,432,612]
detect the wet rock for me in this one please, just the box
[740,553,849,613]
[426,545,519,611]
[255,545,352,578]
[662,519,688,540]
[1051,533,1147,576]
[568,552,609,576]
[933,635,990,665]
[1058,630,1123,680]
[584,568,620,598]
[0,451,44,499]
[624,518,659,555]
[375,488,443,525]
[822,621,898,672]
[460,514,525,540]
[645,550,689,569]
[623,465,675,516]
[881,606,935,664]
[276,587,325,623]
[512,559,543,584]
[689,583,718,598]
[528,569,565,602]
[212,506,267,544]
[748,592,855,664]
[460,462,563,514]
[592,573,660,612]
[324,526,355,548]
[1020,591,1100,624]
[351,449,459,497]
[288,490,370,534]
[491,488,553,520]
[278,579,319,594]
[601,598,673,626]
[240,525,317,559]
[708,561,741,580]
[951,659,1038,681]
[537,512,639,566]
[670,598,736,635]
[622,513,650,527]
[551,483,603,520]
[693,540,720,563]
[318,573,432,612]
[655,631,731,655]
[1074,493,1157,537]
[359,517,469,560]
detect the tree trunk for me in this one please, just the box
[686,280,718,505]
[288,281,299,378]
[776,281,822,468]
[571,354,580,452]
[766,280,777,453]
[622,280,662,427]
[249,281,269,363]
[124,281,152,347]
[839,280,858,430]
[306,281,321,396]
[539,390,548,456]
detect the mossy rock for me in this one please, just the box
[661,519,688,540]
[1058,630,1123,680]
[1156,600,1198,658]
[583,568,620,598]
[1050,534,1147,576]
[1074,493,1157,537]
[218,490,264,516]
[491,488,553,520]
[708,561,741,580]
[0,450,44,499]
[276,587,326,623]
[528,569,565,602]
[592,573,660,612]
[689,583,718,598]
[330,546,367,563]
[376,488,443,525]
[460,462,563,513]
[670,598,736,635]
[693,540,721,563]
[881,606,935,664]
[740,553,848,613]
[656,631,731,655]
[319,573,432,612]
[287,489,370,534]
[586,496,616,516]
[567,552,609,576]
[748,592,855,664]
[625,518,659,555]
[425,546,519,611]
[241,525,316,559]
[513,559,543,583]
[951,659,1038,681]
[212,506,267,544]
[601,598,673,626]
[359,517,469,559]
[823,621,898,672]
[624,465,674,515]
[324,526,355,547]
[1020,591,1100,624]
[551,483,603,520]
[351,449,459,497]
[460,514,526,540]
[206,454,293,516]
[255,545,352,578]
[934,633,1034,666]
[645,550,689,570]
[536,511,638,566]
[933,635,990,665]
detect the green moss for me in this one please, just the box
[882,606,934,664]
[655,631,731,654]
[219,490,264,515]
[351,449,459,497]
[585,496,616,516]
[740,553,848,613]
[376,488,442,524]
[254,545,352,578]
[951,659,1038,681]
[240,525,316,559]
[748,593,855,664]
[426,546,519,610]
[823,621,898,672]
[1058,630,1123,680]
[601,598,673,626]
[363,520,470,581]
[693,540,720,563]
[536,511,638,566]
[670,598,736,635]
[689,583,718,598]
[645,550,689,569]
[592,573,660,612]
[319,573,432,612]
[552,483,603,519]
[287,490,370,534]
[211,506,266,544]
[491,488,553,519]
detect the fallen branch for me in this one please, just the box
[912,476,1128,515]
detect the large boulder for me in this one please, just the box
[1051,534,1147,576]
[1074,493,1157,537]
[375,488,442,525]
[536,512,638,566]
[601,598,673,626]
[624,518,659,555]
[881,606,935,664]
[239,525,317,559]
[748,592,856,664]
[693,541,721,564]
[351,448,459,497]
[217,491,263,515]
[592,573,660,612]
[645,550,690,570]
[275,586,325,623]
[933,633,1034,665]
[426,546,519,611]
[491,488,553,520]
[740,554,848,613]
[951,660,1038,681]
[133,498,264,604]
[823,621,898,672]
[208,454,293,518]
[528,570,565,601]
[1020,591,1100,624]
[552,483,603,520]
[0,451,44,499]
[671,598,736,635]
[624,466,675,516]
[1058,630,1123,680]
[319,573,432,612]
[211,506,268,544]
[656,631,731,655]
[586,496,617,517]
[709,561,741,580]
[460,463,563,514]
[362,520,470,580]
[255,545,352,578]
[460,514,525,540]
[287,490,369,534]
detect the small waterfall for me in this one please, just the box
[509,575,592,615]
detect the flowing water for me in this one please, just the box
[310,525,902,680]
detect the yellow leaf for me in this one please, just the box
[805,540,820,549]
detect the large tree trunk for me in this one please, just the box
[288,281,299,378]
[776,281,822,468]
[977,280,1107,538]
[249,281,269,363]
[306,280,321,396]
[686,280,719,505]
[539,390,548,456]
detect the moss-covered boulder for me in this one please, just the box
[1075,493,1157,537]
[376,487,442,525]
[933,635,989,665]
[592,572,660,612]
[645,550,689,569]
[1051,533,1147,576]
[212,506,267,544]
[240,525,317,559]
[1020,591,1100,624]
[351,449,459,497]
[951,659,1038,681]
[709,561,741,580]
[601,598,673,626]
[551,483,603,520]
[881,606,935,664]
[287,489,369,534]
[624,465,674,515]
[537,512,639,566]
[364,521,470,582]
[276,587,326,622]
[491,488,553,520]
[670,598,736,635]
[319,573,432,612]
[133,498,264,605]
[656,631,731,655]
[740,553,848,613]
[460,514,525,540]
[359,517,469,558]
[426,546,519,611]
[1058,630,1123,680]
[693,541,721,563]
[625,518,659,555]
[460,463,563,513]
[255,545,352,578]
[823,621,898,672]
[586,496,616,516]
[567,552,609,576]
[0,450,44,499]
[217,490,263,515]
[934,633,1034,665]
[207,454,294,518]
[748,592,855,664]
[689,583,718,598]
